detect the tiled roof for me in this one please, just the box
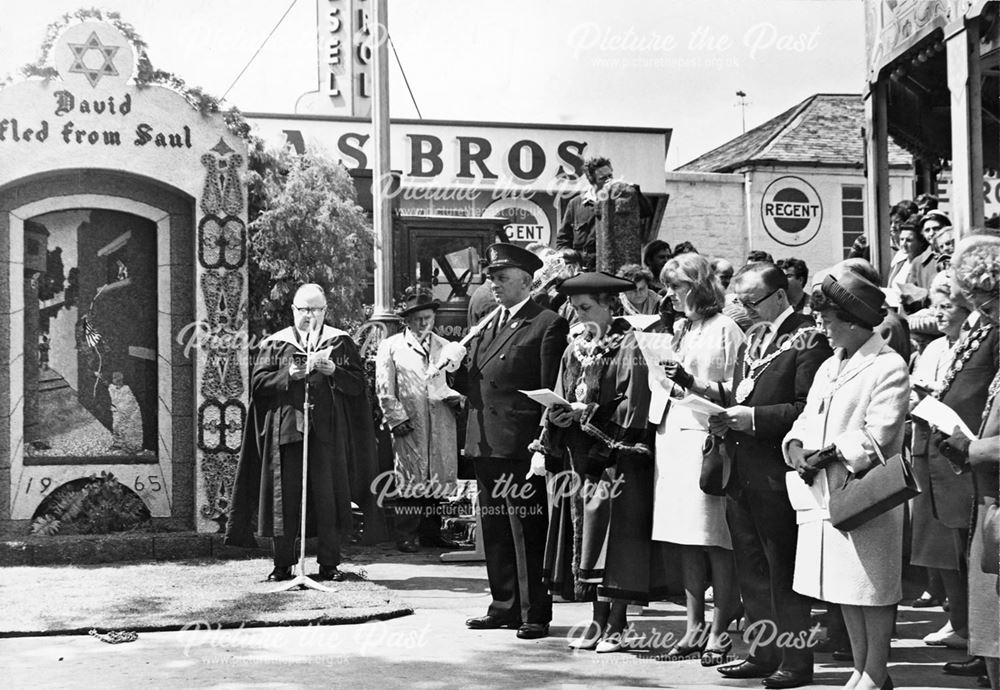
[677,94,912,172]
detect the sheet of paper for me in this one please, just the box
[306,346,334,371]
[912,396,975,439]
[621,314,661,330]
[785,469,830,519]
[633,331,676,394]
[882,286,902,309]
[674,394,726,417]
[519,388,571,408]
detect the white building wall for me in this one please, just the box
[657,165,914,281]
[657,172,747,266]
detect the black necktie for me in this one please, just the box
[494,307,509,336]
[752,325,771,360]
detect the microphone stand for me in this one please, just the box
[272,322,335,592]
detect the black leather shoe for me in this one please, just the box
[664,639,707,660]
[516,623,549,639]
[762,669,814,689]
[317,565,346,581]
[718,659,778,679]
[396,540,420,553]
[944,656,987,676]
[266,566,293,582]
[465,615,521,630]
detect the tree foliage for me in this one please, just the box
[248,147,373,337]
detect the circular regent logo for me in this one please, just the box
[482,198,551,246]
[760,176,823,247]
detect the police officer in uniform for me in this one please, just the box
[445,243,569,639]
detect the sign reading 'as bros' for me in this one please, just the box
[760,176,823,247]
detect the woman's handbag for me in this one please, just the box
[700,383,730,496]
[829,429,920,531]
[700,433,730,495]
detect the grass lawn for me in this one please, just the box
[0,557,412,636]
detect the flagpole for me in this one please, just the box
[370,0,394,321]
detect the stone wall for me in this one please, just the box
[656,172,748,265]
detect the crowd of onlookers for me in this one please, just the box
[369,162,998,690]
[499,222,998,690]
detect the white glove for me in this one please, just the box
[438,342,467,372]
[526,451,547,479]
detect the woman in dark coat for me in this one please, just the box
[532,271,668,653]
[935,233,1000,690]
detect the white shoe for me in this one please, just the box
[939,632,969,649]
[925,630,968,649]
[568,635,600,650]
[595,627,638,654]
[923,622,957,645]
[595,637,623,653]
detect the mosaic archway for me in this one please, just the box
[0,19,249,533]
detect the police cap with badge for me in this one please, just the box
[483,243,544,276]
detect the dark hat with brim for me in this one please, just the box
[820,272,885,328]
[484,243,544,276]
[558,271,636,296]
[396,291,440,318]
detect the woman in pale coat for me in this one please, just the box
[908,270,973,649]
[375,290,462,552]
[784,267,910,690]
[652,253,744,662]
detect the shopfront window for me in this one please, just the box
[411,234,486,303]
[841,185,865,259]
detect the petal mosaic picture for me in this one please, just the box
[23,209,158,462]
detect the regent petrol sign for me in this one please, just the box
[482,198,551,245]
[760,176,823,246]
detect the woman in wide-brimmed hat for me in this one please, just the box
[531,271,669,654]
[783,266,910,690]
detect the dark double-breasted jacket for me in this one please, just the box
[724,311,832,492]
[461,299,568,461]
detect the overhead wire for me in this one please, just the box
[220,0,424,120]
[388,33,422,119]
[221,0,299,102]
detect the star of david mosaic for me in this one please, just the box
[67,32,120,87]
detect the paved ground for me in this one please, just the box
[0,545,985,689]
